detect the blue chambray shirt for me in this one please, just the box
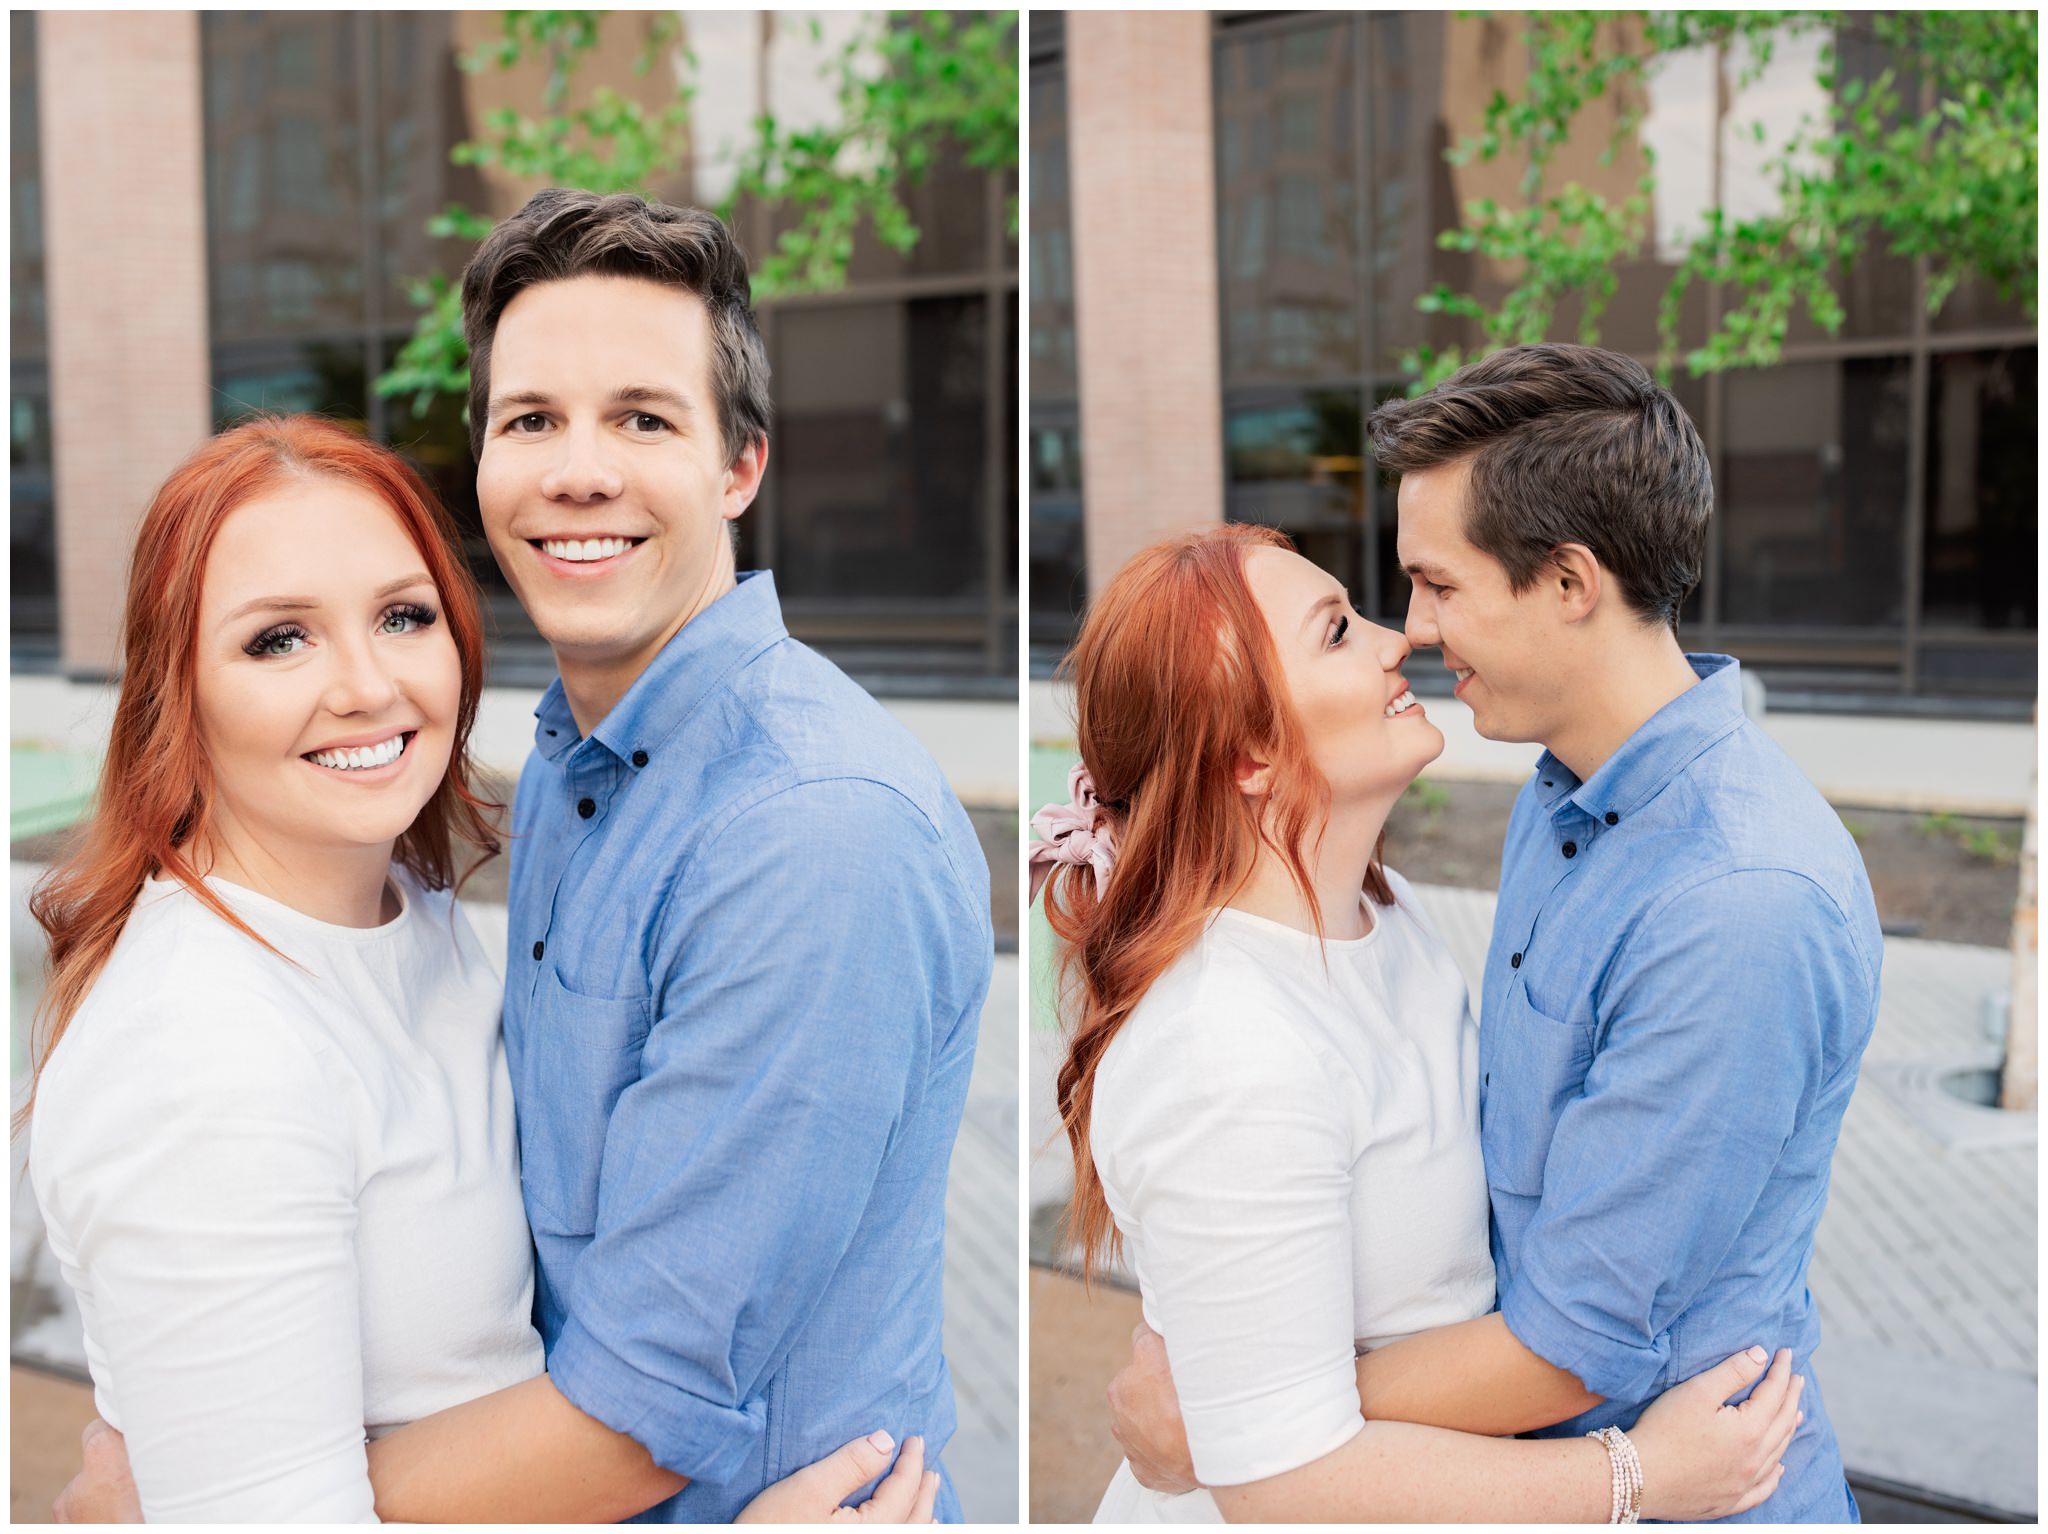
[503,571,992,1523]
[1482,655,1882,1523]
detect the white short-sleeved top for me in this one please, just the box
[1089,868,1496,1519]
[30,870,545,1522]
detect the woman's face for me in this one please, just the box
[193,476,461,863]
[1244,546,1444,808]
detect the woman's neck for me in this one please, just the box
[1227,796,1391,940]
[196,819,399,928]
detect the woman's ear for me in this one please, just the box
[1236,752,1274,799]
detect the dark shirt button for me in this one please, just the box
[546,729,558,738]
[1562,840,1578,858]
[631,750,649,768]
[1511,952,1522,968]
[532,940,545,960]
[578,797,596,819]
[1605,811,1619,826]
[1543,779,1554,788]
[1484,1072,1490,1088]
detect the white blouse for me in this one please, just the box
[31,870,545,1522]
[1090,869,1496,1522]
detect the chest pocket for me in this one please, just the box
[514,966,654,1235]
[1481,976,1595,1198]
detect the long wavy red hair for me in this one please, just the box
[17,415,500,1134]
[1047,523,1394,1280]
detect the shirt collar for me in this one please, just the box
[1532,654,1747,824]
[531,570,788,765]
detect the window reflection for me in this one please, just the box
[774,296,988,603]
[1721,358,1910,628]
[1225,388,1365,590]
[1923,348,2036,631]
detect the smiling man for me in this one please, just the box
[1103,344,1881,1522]
[364,191,993,1521]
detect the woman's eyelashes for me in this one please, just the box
[1326,614,1349,649]
[244,603,439,659]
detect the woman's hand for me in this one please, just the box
[1630,1346,1805,1521]
[735,1431,940,1524]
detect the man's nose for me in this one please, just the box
[540,422,624,502]
[1404,593,1438,652]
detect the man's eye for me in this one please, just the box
[627,412,669,433]
[509,413,549,433]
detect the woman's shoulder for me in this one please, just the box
[36,887,345,1148]
[1097,923,1340,1115]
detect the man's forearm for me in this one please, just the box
[1352,1313,1602,1436]
[365,1373,687,1523]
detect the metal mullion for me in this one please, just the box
[1702,40,1726,645]
[357,11,385,442]
[770,271,1011,308]
[1900,69,1935,696]
[980,155,1008,675]
[1355,12,1378,619]
[1920,327,2040,355]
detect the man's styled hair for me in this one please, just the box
[459,188,771,467]
[1367,343,1711,629]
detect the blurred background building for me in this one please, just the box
[1030,11,2036,710]
[13,10,1017,694]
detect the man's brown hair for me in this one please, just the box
[459,188,771,466]
[1367,343,1711,629]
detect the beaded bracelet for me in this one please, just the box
[1586,1425,1644,1523]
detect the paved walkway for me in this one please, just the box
[1027,881,2037,1519]
[10,912,1020,1523]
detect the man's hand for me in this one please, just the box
[53,1419,141,1523]
[1106,1322,1199,1496]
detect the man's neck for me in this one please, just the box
[557,566,738,739]
[1542,628,1704,784]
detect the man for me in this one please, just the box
[1104,344,1880,1522]
[58,190,992,1523]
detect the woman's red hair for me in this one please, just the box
[1046,523,1393,1281]
[17,415,500,1134]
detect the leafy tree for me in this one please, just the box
[378,10,1018,418]
[1409,10,2037,388]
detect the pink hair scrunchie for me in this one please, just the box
[1027,763,1119,904]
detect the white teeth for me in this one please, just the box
[1384,690,1418,718]
[540,537,632,562]
[308,734,407,771]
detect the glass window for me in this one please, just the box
[1225,387,1366,592]
[772,295,988,604]
[1720,357,1911,628]
[1217,16,1360,385]
[1922,348,2036,631]
[1029,64,1077,403]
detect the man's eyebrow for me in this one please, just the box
[611,384,695,418]
[1401,556,1453,581]
[488,389,555,416]
[218,574,435,628]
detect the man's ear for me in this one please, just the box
[1551,542,1603,624]
[722,435,769,520]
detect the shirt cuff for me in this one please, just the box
[548,1312,768,1487]
[1499,1270,1669,1406]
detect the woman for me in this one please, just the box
[1033,524,1801,1523]
[24,415,936,1523]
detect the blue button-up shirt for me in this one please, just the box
[503,571,992,1522]
[1482,655,1881,1523]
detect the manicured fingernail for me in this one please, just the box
[868,1431,894,1453]
[924,1472,939,1488]
[1748,1345,1768,1362]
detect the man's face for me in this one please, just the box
[475,275,765,676]
[1396,456,1569,745]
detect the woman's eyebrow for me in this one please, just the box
[1299,591,1344,635]
[217,574,432,628]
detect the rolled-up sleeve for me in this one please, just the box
[545,776,972,1483]
[1499,868,1864,1403]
